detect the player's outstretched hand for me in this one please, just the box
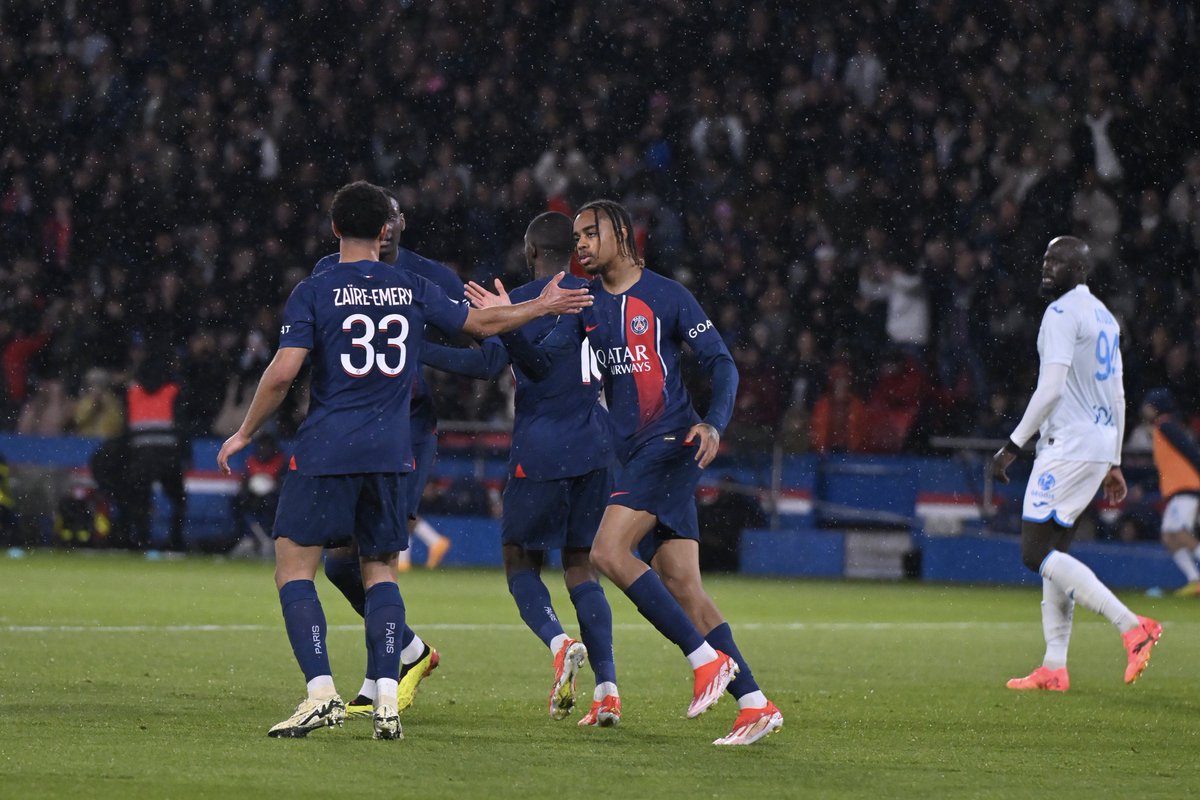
[991,446,1016,485]
[1102,466,1127,504]
[685,423,720,469]
[217,431,252,475]
[536,271,592,316]
[466,278,511,309]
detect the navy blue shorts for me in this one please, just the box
[407,428,437,518]
[611,435,702,546]
[273,472,409,557]
[502,467,611,551]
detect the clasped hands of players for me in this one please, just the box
[992,441,1127,503]
[465,276,720,469]
[465,272,589,316]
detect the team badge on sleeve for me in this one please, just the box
[630,315,649,335]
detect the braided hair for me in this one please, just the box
[576,199,644,267]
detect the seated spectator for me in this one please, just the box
[52,474,112,549]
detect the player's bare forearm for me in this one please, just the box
[685,423,720,469]
[217,348,306,473]
[464,301,546,338]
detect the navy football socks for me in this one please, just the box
[570,580,616,685]
[706,622,759,699]
[364,582,406,684]
[507,569,564,648]
[325,552,422,679]
[278,579,332,682]
[323,552,366,616]
[625,570,706,655]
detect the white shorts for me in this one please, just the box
[1022,457,1110,528]
[1161,494,1199,537]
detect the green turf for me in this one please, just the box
[0,551,1195,799]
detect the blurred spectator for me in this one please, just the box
[124,358,187,551]
[0,1,1195,460]
[698,476,766,573]
[974,392,1019,442]
[865,350,928,452]
[71,368,124,438]
[810,363,868,455]
[730,345,782,449]
[1142,388,1200,594]
[52,474,111,549]
[88,434,130,548]
[1167,153,1200,250]
[1071,169,1122,266]
[0,451,16,546]
[229,434,286,557]
[932,243,989,416]
[857,258,930,355]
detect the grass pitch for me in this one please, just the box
[0,551,1195,799]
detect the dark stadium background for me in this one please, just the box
[0,1,1197,559]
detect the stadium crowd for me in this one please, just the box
[2,0,1198,457]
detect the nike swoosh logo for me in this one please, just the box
[610,491,630,497]
[300,706,330,726]
[586,324,599,332]
[1050,306,1064,314]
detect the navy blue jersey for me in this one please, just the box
[422,275,613,481]
[282,259,468,475]
[539,269,737,463]
[314,247,467,435]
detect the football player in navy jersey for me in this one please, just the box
[467,200,782,745]
[217,181,590,740]
[313,192,504,719]
[421,212,620,726]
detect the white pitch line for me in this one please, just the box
[5,620,1191,634]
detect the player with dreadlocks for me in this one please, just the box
[466,199,782,746]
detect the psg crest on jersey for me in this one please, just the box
[630,315,649,335]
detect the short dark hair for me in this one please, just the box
[525,211,574,262]
[330,181,390,240]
